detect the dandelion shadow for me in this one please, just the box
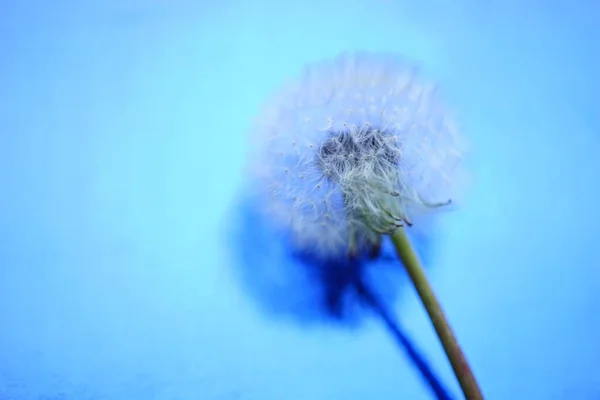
[355,278,454,400]
[228,197,454,399]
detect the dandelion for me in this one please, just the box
[249,51,464,261]
[247,51,483,399]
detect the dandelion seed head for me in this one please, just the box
[248,51,467,261]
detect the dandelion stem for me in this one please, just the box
[390,228,484,400]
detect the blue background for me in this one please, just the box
[1,1,599,399]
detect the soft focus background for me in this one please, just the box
[1,0,599,399]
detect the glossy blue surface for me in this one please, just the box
[1,1,599,399]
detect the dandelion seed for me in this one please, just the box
[248,51,466,261]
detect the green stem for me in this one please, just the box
[390,228,484,400]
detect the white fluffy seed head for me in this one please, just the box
[247,51,467,261]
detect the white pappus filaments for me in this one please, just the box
[248,51,467,261]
